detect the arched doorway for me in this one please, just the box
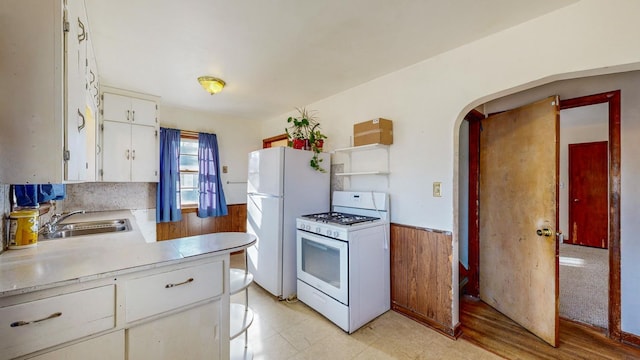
[456,74,625,356]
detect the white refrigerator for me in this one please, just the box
[246,146,330,299]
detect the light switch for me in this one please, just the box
[433,182,442,197]
[222,165,228,174]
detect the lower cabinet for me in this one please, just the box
[0,285,115,360]
[127,301,221,360]
[1,256,229,360]
[28,331,124,360]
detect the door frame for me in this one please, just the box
[465,90,622,340]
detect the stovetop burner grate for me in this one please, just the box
[301,212,380,225]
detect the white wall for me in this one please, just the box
[159,105,262,204]
[259,0,640,333]
[559,105,608,241]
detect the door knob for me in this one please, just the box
[536,228,553,237]
[573,198,580,202]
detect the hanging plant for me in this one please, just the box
[309,123,327,172]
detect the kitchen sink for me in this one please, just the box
[42,219,131,239]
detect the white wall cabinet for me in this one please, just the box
[100,89,159,182]
[0,0,97,183]
[102,93,157,127]
[85,34,101,182]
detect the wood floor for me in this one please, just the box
[460,296,640,360]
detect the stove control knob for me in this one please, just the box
[298,223,304,229]
[305,225,311,231]
[316,227,321,233]
[326,229,332,236]
[333,231,339,237]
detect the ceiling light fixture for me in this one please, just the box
[197,76,226,95]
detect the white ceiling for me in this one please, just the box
[85,0,577,121]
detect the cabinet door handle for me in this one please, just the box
[11,312,62,327]
[77,109,85,132]
[127,110,130,121]
[132,110,135,122]
[77,18,86,43]
[165,278,194,288]
[126,149,130,160]
[132,149,136,160]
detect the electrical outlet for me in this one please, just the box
[222,165,228,173]
[433,182,442,197]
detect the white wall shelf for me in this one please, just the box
[333,143,390,187]
[335,171,390,176]
[333,143,389,153]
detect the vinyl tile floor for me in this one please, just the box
[230,254,502,360]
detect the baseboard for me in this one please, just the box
[622,331,640,349]
[391,304,459,339]
[560,316,607,335]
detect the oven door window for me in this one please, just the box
[297,232,349,304]
[301,238,341,287]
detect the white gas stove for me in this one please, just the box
[296,191,389,241]
[296,191,390,333]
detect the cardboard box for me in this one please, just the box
[353,118,393,146]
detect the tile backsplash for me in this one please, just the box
[0,184,9,251]
[59,182,156,212]
[331,163,344,193]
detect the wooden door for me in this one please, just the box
[568,141,608,248]
[479,96,559,347]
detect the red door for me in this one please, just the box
[568,141,608,248]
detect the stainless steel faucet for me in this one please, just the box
[41,210,86,234]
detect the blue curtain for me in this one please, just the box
[197,132,228,218]
[14,184,66,207]
[156,128,182,223]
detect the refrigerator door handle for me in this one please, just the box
[248,193,283,198]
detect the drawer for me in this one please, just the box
[124,260,223,323]
[0,285,115,360]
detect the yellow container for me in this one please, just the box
[8,209,39,249]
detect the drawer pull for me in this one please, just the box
[165,277,194,288]
[10,312,62,327]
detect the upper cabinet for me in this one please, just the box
[0,0,97,183]
[99,87,159,182]
[102,93,157,127]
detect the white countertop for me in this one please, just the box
[0,210,256,297]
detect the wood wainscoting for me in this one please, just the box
[390,223,457,338]
[156,204,247,241]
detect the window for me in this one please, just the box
[179,136,199,206]
[262,133,288,148]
